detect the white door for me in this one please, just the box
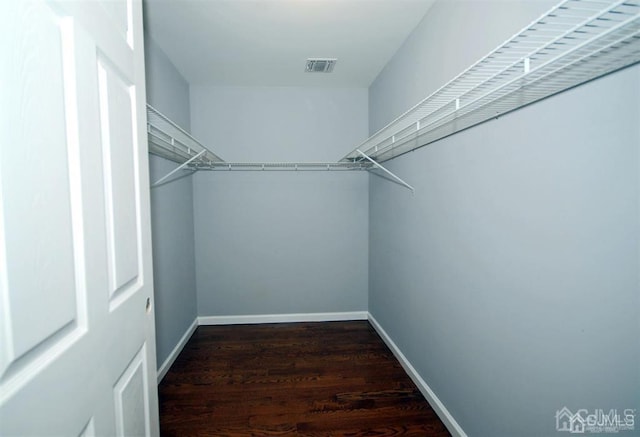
[0,0,159,435]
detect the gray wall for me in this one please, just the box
[190,86,369,316]
[144,34,198,368]
[368,2,640,436]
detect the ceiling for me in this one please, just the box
[143,0,435,88]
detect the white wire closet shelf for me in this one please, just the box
[191,161,372,171]
[147,105,223,165]
[342,0,640,163]
[146,104,373,173]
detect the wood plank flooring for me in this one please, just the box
[159,321,451,436]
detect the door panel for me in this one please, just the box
[114,344,150,437]
[97,56,141,303]
[0,0,158,435]
[0,0,86,391]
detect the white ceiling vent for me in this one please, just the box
[305,58,337,73]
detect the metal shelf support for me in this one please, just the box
[357,150,415,193]
[151,149,206,188]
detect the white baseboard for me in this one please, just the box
[198,311,368,325]
[157,318,198,384]
[367,314,467,437]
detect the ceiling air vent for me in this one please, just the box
[305,58,337,73]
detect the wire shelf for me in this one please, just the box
[192,161,372,171]
[146,105,373,172]
[146,104,224,165]
[146,105,371,171]
[342,0,640,163]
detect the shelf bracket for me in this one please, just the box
[151,149,206,188]
[357,150,415,193]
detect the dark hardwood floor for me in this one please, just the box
[159,321,451,436]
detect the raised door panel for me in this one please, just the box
[97,57,141,309]
[0,0,86,387]
[114,344,150,437]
